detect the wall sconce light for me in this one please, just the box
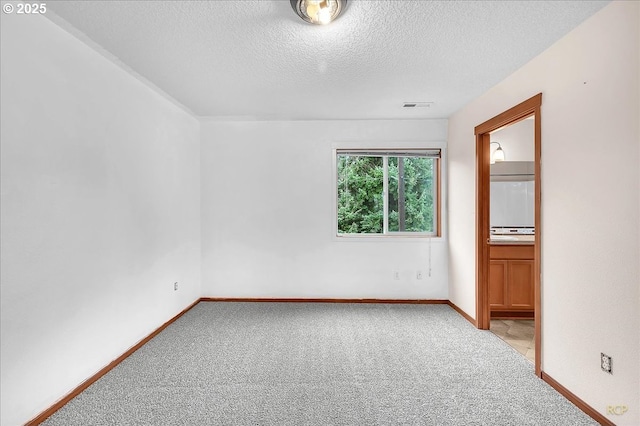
[490,142,505,164]
[290,0,348,25]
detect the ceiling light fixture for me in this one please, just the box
[290,0,347,25]
[490,142,505,164]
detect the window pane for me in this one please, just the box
[337,155,383,234]
[388,157,435,233]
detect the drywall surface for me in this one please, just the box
[0,13,201,426]
[448,1,639,423]
[201,120,448,300]
[490,117,534,162]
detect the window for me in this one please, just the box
[336,149,440,236]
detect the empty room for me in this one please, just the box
[1,1,638,425]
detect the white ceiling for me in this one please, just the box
[45,0,609,120]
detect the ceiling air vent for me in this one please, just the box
[403,102,433,108]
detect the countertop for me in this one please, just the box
[489,235,535,245]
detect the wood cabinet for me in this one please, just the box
[489,244,534,318]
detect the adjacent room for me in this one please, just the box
[1,1,638,425]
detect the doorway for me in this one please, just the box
[474,94,542,376]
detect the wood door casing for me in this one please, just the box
[475,93,542,376]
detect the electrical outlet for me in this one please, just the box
[393,271,400,280]
[416,270,423,280]
[601,353,612,374]
[174,282,178,291]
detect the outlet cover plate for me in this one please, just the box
[601,353,612,374]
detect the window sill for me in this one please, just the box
[335,233,444,242]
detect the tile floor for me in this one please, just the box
[490,319,535,363]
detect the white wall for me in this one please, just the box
[0,12,201,426]
[490,118,534,162]
[448,2,639,424]
[201,120,448,299]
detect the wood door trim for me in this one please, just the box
[474,94,542,136]
[533,100,542,377]
[475,93,542,376]
[475,132,491,328]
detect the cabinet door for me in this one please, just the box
[509,260,534,309]
[489,260,508,309]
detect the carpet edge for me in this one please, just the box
[25,298,202,426]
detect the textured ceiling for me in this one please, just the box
[45,0,610,120]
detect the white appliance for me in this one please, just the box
[490,180,535,234]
